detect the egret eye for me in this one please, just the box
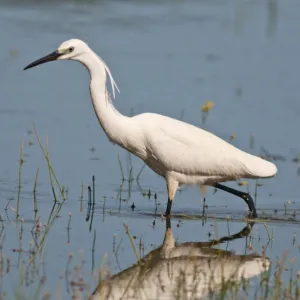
[69,47,74,52]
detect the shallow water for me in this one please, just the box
[0,0,300,298]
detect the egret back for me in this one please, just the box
[132,113,277,182]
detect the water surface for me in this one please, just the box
[0,0,300,298]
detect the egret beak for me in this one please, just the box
[23,50,62,70]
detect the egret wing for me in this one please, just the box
[136,113,256,178]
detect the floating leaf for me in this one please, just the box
[201,100,215,112]
[238,181,248,186]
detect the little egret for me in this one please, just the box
[24,39,277,218]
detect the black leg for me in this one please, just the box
[215,183,258,218]
[164,198,172,217]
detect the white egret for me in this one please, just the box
[24,39,277,218]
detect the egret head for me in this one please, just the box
[23,39,90,70]
[24,38,120,98]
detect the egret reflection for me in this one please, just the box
[89,221,270,300]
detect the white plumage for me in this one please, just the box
[24,39,277,218]
[132,112,277,182]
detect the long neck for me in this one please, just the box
[78,52,133,147]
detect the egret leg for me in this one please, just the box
[215,183,258,218]
[164,199,173,217]
[164,177,178,217]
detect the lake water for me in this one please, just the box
[0,0,300,299]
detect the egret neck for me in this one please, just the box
[76,51,135,149]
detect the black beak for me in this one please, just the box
[23,50,62,71]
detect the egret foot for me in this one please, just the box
[215,183,258,219]
[242,194,258,218]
